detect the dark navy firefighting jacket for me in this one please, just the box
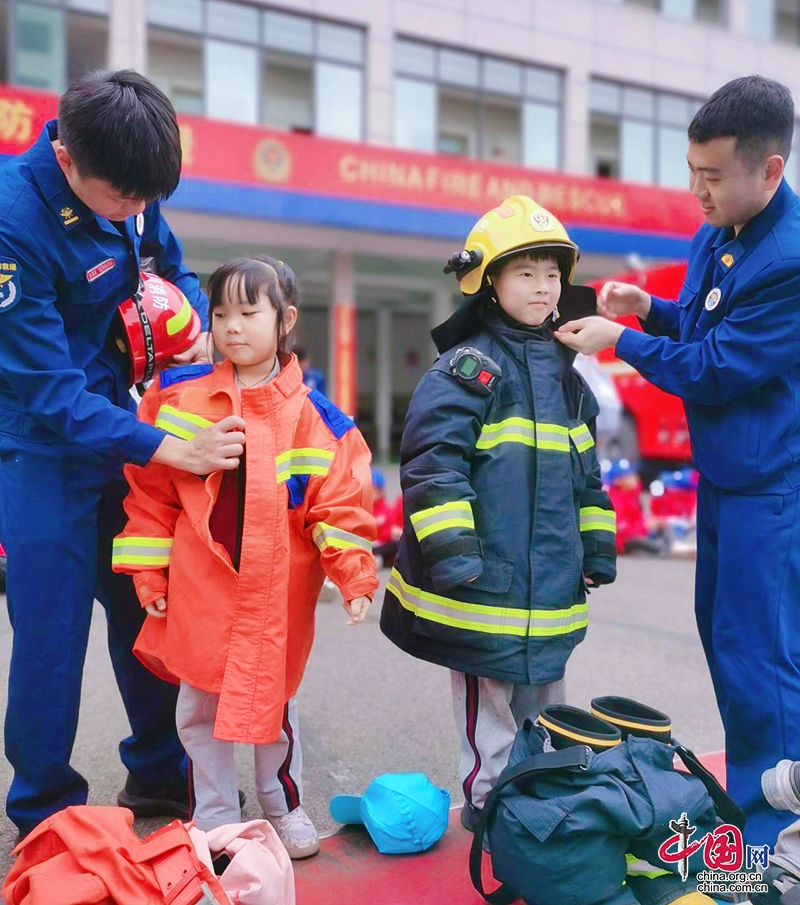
[0,120,207,465]
[617,178,800,493]
[380,305,617,685]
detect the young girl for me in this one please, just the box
[112,255,378,859]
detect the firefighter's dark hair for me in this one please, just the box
[207,256,298,353]
[689,76,794,169]
[58,69,182,202]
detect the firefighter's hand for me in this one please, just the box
[583,573,597,588]
[170,331,212,365]
[154,415,246,474]
[146,597,167,618]
[343,595,372,625]
[555,317,625,355]
[597,282,652,321]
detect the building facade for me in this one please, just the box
[0,0,798,456]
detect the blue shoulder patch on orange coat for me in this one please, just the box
[159,363,214,389]
[308,389,355,439]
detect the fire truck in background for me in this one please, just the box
[588,262,692,483]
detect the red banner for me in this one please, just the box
[0,84,703,237]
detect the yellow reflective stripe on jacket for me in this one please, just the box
[476,419,571,452]
[476,417,537,449]
[387,568,588,638]
[154,405,213,441]
[409,501,475,542]
[535,423,571,452]
[625,854,671,879]
[569,423,595,453]
[312,522,372,552]
[112,536,173,567]
[580,506,617,534]
[276,448,335,482]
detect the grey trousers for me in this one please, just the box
[176,682,303,831]
[451,671,566,810]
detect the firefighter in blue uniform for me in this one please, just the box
[557,76,800,847]
[0,70,245,839]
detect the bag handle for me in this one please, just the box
[469,745,589,904]
[672,742,746,831]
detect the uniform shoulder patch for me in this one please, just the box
[0,257,22,314]
[308,389,355,440]
[159,363,214,389]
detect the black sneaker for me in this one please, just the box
[461,802,490,852]
[117,776,246,819]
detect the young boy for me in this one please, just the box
[380,195,617,831]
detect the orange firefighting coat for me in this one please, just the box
[113,354,378,745]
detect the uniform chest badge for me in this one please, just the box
[135,212,145,236]
[705,288,722,311]
[721,253,734,268]
[86,258,116,283]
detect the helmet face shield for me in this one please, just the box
[447,196,579,297]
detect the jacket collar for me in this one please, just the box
[27,119,140,241]
[711,178,798,274]
[206,354,305,401]
[481,303,576,368]
[27,120,93,233]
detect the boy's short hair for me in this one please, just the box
[58,69,182,202]
[688,75,794,169]
[488,247,569,282]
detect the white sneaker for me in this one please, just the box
[268,806,320,859]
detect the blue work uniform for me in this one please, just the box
[0,121,208,835]
[616,177,800,847]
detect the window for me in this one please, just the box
[598,0,725,23]
[589,79,702,187]
[393,38,562,168]
[9,0,108,92]
[775,0,800,43]
[748,0,775,39]
[146,2,364,139]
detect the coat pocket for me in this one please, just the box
[410,556,517,653]
[465,555,515,593]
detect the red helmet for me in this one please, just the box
[117,272,202,386]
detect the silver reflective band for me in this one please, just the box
[312,522,372,552]
[410,500,474,541]
[387,568,588,638]
[276,448,334,482]
[579,507,617,534]
[154,405,213,441]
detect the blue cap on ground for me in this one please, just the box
[329,773,450,854]
[371,467,386,490]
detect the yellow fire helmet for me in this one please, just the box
[444,195,579,297]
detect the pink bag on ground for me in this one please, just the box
[188,820,296,905]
